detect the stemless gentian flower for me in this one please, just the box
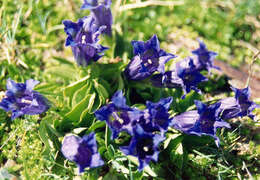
[95,91,143,139]
[124,35,176,81]
[150,71,183,88]
[151,57,207,97]
[81,0,113,36]
[120,125,165,170]
[0,79,49,120]
[219,87,260,121]
[140,97,173,133]
[63,16,108,66]
[191,39,219,72]
[175,57,208,95]
[61,133,104,173]
[172,100,230,146]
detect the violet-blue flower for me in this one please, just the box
[81,0,113,36]
[172,100,230,146]
[0,79,49,120]
[191,39,219,72]
[61,133,104,173]
[150,71,183,89]
[95,90,143,139]
[120,125,165,170]
[139,97,173,134]
[63,16,108,66]
[219,87,259,121]
[175,57,208,95]
[124,35,176,81]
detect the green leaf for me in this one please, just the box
[93,79,109,100]
[63,76,90,98]
[127,156,157,177]
[65,93,96,123]
[39,118,61,153]
[72,81,92,107]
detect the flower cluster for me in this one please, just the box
[0,79,49,119]
[171,86,259,146]
[95,91,171,170]
[151,40,218,97]
[63,0,112,66]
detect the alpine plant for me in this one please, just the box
[81,0,113,36]
[0,79,49,119]
[63,16,108,66]
[124,35,176,81]
[61,133,104,173]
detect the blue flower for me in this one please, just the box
[139,97,173,134]
[0,79,50,120]
[151,57,207,96]
[63,16,108,66]
[219,87,260,121]
[175,57,208,95]
[81,0,113,36]
[172,100,230,146]
[191,39,219,72]
[150,71,183,88]
[95,91,143,139]
[120,125,165,170]
[61,133,104,173]
[124,35,176,80]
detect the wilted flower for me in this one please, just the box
[0,79,49,120]
[140,97,173,133]
[61,133,104,173]
[219,87,259,121]
[95,91,143,139]
[120,125,165,170]
[81,0,113,36]
[63,16,108,66]
[192,39,219,72]
[172,100,230,146]
[124,35,176,81]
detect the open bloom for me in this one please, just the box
[0,79,49,120]
[219,87,259,121]
[124,35,176,81]
[172,100,230,146]
[192,39,219,72]
[81,0,113,36]
[61,133,104,173]
[140,97,173,134]
[120,125,165,170]
[175,57,208,95]
[151,57,207,97]
[63,16,108,66]
[95,91,143,139]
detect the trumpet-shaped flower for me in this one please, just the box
[63,16,108,66]
[140,97,173,133]
[61,133,104,173]
[219,87,259,121]
[175,57,208,95]
[81,0,113,36]
[124,35,176,80]
[192,39,219,72]
[172,100,230,146]
[120,125,165,170]
[0,79,49,120]
[95,91,143,139]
